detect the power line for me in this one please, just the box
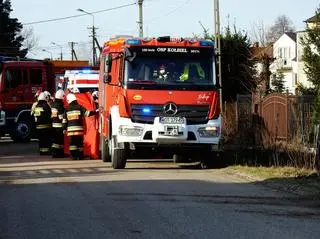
[23,2,136,25]
[146,0,190,24]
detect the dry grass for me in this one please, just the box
[225,165,318,180]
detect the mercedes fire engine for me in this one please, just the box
[98,36,222,169]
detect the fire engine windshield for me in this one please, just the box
[124,46,216,90]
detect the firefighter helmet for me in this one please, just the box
[55,89,65,100]
[38,92,46,101]
[67,93,77,104]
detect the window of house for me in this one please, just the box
[30,69,42,85]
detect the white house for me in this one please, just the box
[269,32,297,94]
[295,15,319,91]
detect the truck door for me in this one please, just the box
[2,67,28,110]
[27,68,43,101]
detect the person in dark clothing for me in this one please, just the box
[63,93,95,160]
[33,92,52,155]
[51,89,66,158]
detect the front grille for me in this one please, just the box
[131,104,209,125]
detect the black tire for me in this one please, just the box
[101,135,110,162]
[201,150,225,169]
[173,154,184,163]
[110,136,127,169]
[10,120,33,143]
[111,148,127,169]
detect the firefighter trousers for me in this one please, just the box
[68,135,84,160]
[37,128,52,155]
[51,128,65,158]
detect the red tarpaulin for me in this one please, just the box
[64,92,99,159]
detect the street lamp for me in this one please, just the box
[77,8,94,26]
[42,49,52,60]
[77,8,96,66]
[51,42,63,60]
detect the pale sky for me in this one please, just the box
[9,0,320,60]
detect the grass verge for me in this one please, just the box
[224,166,318,180]
[223,166,320,196]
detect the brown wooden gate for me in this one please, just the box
[257,93,313,142]
[259,93,288,140]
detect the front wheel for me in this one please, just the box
[109,136,127,169]
[10,120,34,142]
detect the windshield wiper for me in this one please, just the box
[128,80,156,84]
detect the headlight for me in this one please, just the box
[119,125,143,136]
[198,126,220,137]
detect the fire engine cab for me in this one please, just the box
[99,36,222,169]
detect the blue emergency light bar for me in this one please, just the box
[200,40,214,47]
[81,69,92,74]
[125,39,141,45]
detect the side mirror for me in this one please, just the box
[103,73,111,84]
[105,54,113,74]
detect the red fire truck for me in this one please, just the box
[0,57,92,142]
[98,36,222,169]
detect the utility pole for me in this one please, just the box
[137,0,144,37]
[214,0,222,112]
[69,42,78,61]
[51,42,63,60]
[89,26,97,66]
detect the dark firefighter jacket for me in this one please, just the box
[34,100,52,129]
[51,99,65,129]
[62,101,95,136]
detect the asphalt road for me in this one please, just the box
[0,139,320,239]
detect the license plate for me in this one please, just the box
[164,125,179,136]
[160,117,184,124]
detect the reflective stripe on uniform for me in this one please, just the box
[40,148,50,152]
[62,119,67,123]
[67,126,84,131]
[52,123,63,128]
[67,131,84,136]
[52,143,64,149]
[37,124,51,129]
[69,146,84,151]
[67,110,81,116]
[69,145,78,150]
[84,110,91,117]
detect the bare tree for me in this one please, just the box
[76,42,91,61]
[250,20,268,46]
[266,15,295,43]
[21,27,39,54]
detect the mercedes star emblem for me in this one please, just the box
[163,103,178,115]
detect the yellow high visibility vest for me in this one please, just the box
[179,63,205,81]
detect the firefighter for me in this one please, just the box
[51,89,66,158]
[31,90,41,116]
[44,91,54,107]
[33,92,52,155]
[92,90,99,109]
[63,93,95,160]
[179,63,205,81]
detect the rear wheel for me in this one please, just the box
[10,120,34,142]
[100,135,111,162]
[109,136,127,169]
[200,150,224,169]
